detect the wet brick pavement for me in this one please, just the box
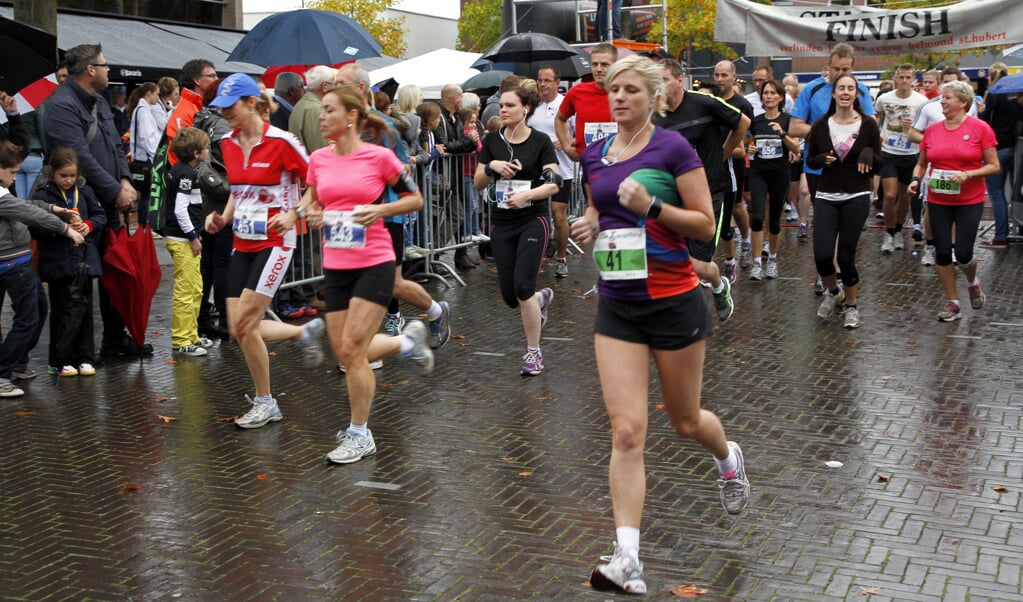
[1,221,1021,601]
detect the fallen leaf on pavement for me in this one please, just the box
[256,474,269,480]
[165,359,177,365]
[501,457,515,462]
[725,348,737,354]
[518,471,533,477]
[268,351,277,358]
[13,411,35,417]
[857,586,882,595]
[156,395,166,402]
[217,416,239,423]
[670,584,708,597]
[123,484,143,492]
[845,339,854,347]
[655,404,666,410]
[992,485,1008,493]
[452,334,466,340]
[157,415,178,423]
[877,474,889,483]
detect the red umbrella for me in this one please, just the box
[101,222,161,346]
[260,61,352,88]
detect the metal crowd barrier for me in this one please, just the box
[266,149,590,321]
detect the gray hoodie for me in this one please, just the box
[0,191,69,262]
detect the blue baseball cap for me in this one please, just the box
[209,73,262,108]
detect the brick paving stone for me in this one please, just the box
[1,223,1022,599]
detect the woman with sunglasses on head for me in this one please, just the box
[474,86,559,377]
[745,79,802,280]
[570,56,751,594]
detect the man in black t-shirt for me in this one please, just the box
[714,60,755,281]
[654,59,748,321]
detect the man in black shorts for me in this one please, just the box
[653,59,749,321]
[713,60,755,278]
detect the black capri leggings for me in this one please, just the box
[812,193,870,288]
[927,202,983,267]
[720,159,745,242]
[489,215,551,307]
[748,164,789,235]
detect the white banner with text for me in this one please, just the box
[715,0,1023,56]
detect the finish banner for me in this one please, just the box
[714,0,1023,56]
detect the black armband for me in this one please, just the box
[541,167,563,189]
[392,172,419,195]
[911,176,921,184]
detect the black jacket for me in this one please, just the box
[43,79,131,208]
[436,105,476,155]
[31,181,106,281]
[806,114,881,196]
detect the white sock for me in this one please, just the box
[754,257,762,267]
[715,449,738,478]
[348,422,368,437]
[399,334,416,354]
[616,527,640,560]
[426,301,443,321]
[712,281,725,294]
[526,344,541,353]
[768,253,777,261]
[255,394,274,405]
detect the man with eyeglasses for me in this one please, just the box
[166,59,218,165]
[527,66,574,278]
[45,44,151,359]
[745,65,794,117]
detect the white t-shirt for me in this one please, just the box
[527,93,574,179]
[911,95,978,133]
[874,90,928,155]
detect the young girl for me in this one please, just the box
[26,147,97,377]
[0,143,81,396]
[459,108,483,242]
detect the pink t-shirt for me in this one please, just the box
[919,115,996,206]
[307,143,403,269]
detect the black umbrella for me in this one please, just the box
[480,32,584,65]
[227,9,382,67]
[0,16,58,95]
[470,56,591,83]
[373,77,399,101]
[462,70,513,92]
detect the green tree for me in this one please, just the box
[457,0,502,53]
[649,0,771,61]
[308,0,408,57]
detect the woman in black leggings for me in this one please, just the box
[805,74,880,329]
[746,80,801,280]
[474,87,560,376]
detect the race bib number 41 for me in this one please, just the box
[593,228,647,280]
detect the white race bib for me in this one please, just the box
[756,138,783,159]
[493,179,532,210]
[234,206,269,240]
[593,228,647,280]
[584,122,617,145]
[928,169,961,195]
[886,133,912,151]
[322,210,366,249]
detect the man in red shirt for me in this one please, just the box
[166,59,218,165]
[555,43,618,162]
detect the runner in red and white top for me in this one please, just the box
[203,73,324,432]
[219,119,307,252]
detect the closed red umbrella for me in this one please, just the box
[101,221,161,346]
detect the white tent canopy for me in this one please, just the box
[368,48,481,100]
